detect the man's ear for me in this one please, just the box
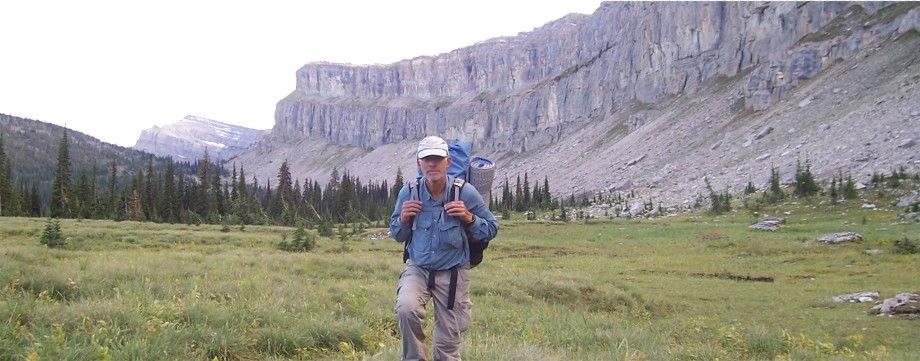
[446,156,452,165]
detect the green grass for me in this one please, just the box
[1,199,918,360]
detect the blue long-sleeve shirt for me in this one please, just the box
[390,176,499,270]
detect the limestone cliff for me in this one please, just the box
[236,1,919,207]
[272,2,917,153]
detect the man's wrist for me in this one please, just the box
[465,213,476,225]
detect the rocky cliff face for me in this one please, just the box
[134,116,268,161]
[237,1,919,207]
[273,2,917,153]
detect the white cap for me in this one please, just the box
[417,136,448,158]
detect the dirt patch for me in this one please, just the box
[691,272,774,283]
[696,231,729,241]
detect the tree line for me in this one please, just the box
[1,130,561,225]
[0,130,395,226]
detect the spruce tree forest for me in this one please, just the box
[0,123,560,227]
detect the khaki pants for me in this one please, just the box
[395,260,472,361]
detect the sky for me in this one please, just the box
[0,0,602,147]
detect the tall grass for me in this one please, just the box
[1,199,918,360]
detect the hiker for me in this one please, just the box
[390,136,499,361]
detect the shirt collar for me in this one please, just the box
[422,175,452,202]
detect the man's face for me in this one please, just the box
[417,155,451,182]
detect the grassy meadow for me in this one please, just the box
[1,200,918,360]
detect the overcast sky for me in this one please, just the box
[0,0,601,147]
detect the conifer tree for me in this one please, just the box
[523,172,531,210]
[128,188,145,221]
[392,167,404,200]
[75,171,91,218]
[843,174,858,200]
[767,164,784,203]
[211,164,224,220]
[230,163,238,202]
[514,175,523,212]
[163,159,177,222]
[277,160,293,206]
[177,172,188,223]
[501,178,512,211]
[196,151,211,218]
[0,133,10,216]
[50,130,73,217]
[337,170,358,222]
[29,183,41,217]
[794,159,820,198]
[107,161,118,217]
[144,156,158,221]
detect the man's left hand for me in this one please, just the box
[444,201,474,224]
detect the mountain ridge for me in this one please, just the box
[133,115,268,162]
[235,1,919,207]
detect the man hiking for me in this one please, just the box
[389,136,499,361]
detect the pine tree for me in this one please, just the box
[705,177,731,214]
[29,183,41,217]
[793,160,820,198]
[523,172,531,210]
[767,164,784,203]
[128,189,145,221]
[107,161,118,217]
[338,170,357,222]
[50,130,73,218]
[144,156,158,221]
[75,171,91,218]
[196,151,211,218]
[744,181,757,195]
[0,133,11,216]
[501,178,512,211]
[843,174,858,200]
[230,163,239,202]
[163,159,177,223]
[40,217,65,248]
[829,177,838,204]
[211,164,224,221]
[276,160,294,212]
[236,166,248,224]
[392,167,404,200]
[514,175,523,212]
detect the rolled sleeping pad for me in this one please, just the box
[468,156,495,205]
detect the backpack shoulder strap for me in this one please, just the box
[409,177,421,230]
[404,177,422,264]
[450,177,465,202]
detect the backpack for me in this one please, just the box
[405,140,494,268]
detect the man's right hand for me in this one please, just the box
[399,200,422,225]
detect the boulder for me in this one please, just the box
[749,217,784,231]
[754,126,774,140]
[832,291,879,303]
[897,138,915,149]
[629,202,646,216]
[870,293,920,315]
[818,232,863,244]
[896,192,920,207]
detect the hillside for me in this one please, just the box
[234,2,920,207]
[0,113,192,197]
